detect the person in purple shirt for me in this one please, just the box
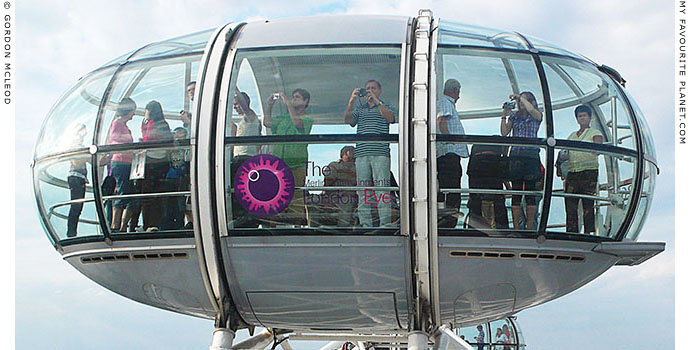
[499,91,543,230]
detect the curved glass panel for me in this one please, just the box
[435,47,547,235]
[435,142,547,234]
[521,34,588,61]
[97,55,202,145]
[436,48,546,138]
[456,317,524,350]
[126,29,214,62]
[626,160,656,241]
[626,92,657,161]
[436,48,546,139]
[223,46,402,232]
[488,319,519,349]
[438,21,528,50]
[548,147,635,238]
[95,142,192,234]
[34,154,102,240]
[542,56,636,150]
[35,68,115,158]
[542,57,636,149]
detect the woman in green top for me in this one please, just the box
[560,105,603,233]
[263,88,314,225]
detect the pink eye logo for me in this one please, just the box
[234,154,295,217]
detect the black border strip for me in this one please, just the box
[435,135,639,158]
[436,134,545,146]
[90,51,206,76]
[235,43,403,53]
[56,232,195,247]
[438,229,616,243]
[532,53,554,234]
[223,133,398,145]
[92,139,190,153]
[89,62,129,241]
[437,44,596,67]
[614,86,646,241]
[226,228,400,236]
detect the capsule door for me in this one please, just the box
[195,20,414,331]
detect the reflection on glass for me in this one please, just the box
[223,46,401,233]
[36,68,114,158]
[436,48,545,139]
[542,56,636,150]
[627,160,656,241]
[436,142,546,233]
[626,93,656,160]
[97,56,201,145]
[456,318,525,350]
[549,145,634,238]
[438,21,528,50]
[489,319,517,350]
[127,29,214,62]
[97,142,192,234]
[35,155,101,240]
[225,143,400,231]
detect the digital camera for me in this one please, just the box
[502,101,516,109]
[357,88,368,97]
[272,93,281,100]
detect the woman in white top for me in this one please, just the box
[233,90,261,156]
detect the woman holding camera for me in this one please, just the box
[499,91,543,230]
[140,100,173,231]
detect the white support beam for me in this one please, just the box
[209,328,236,350]
[411,8,434,329]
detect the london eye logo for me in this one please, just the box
[234,154,295,217]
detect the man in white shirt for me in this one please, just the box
[436,79,469,227]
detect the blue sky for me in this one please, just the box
[14,0,674,349]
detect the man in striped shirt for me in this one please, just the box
[344,80,396,227]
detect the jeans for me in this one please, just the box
[356,155,391,227]
[67,176,86,237]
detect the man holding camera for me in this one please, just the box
[344,80,396,227]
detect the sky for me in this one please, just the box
[13,0,675,349]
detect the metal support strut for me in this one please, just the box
[209,328,235,350]
[408,331,429,350]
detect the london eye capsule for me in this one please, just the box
[32,10,664,348]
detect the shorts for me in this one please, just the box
[111,161,137,209]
